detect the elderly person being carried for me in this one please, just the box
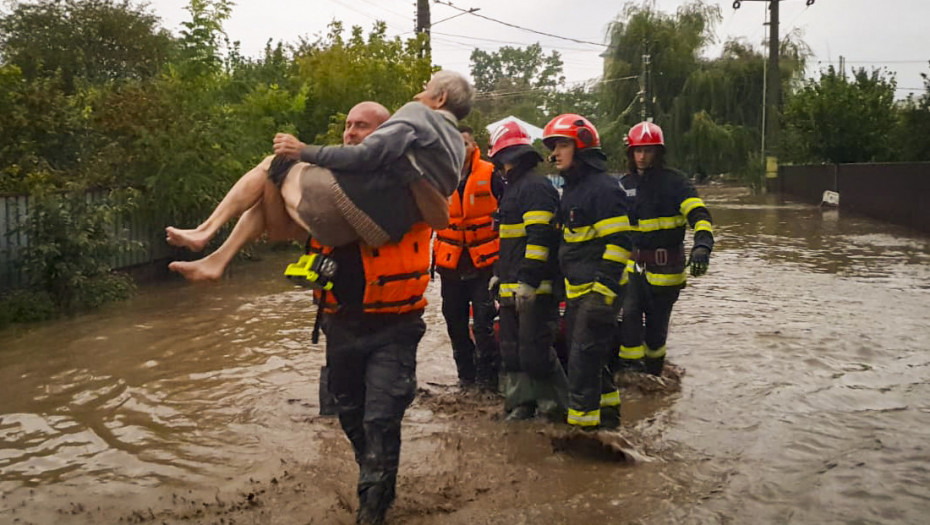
[166,70,473,281]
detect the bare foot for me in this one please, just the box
[168,260,224,282]
[165,227,212,252]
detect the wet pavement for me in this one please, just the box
[1,185,929,524]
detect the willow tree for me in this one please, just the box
[599,1,720,167]
[599,1,808,178]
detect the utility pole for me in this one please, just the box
[765,0,780,158]
[733,0,815,190]
[640,40,651,122]
[415,0,431,58]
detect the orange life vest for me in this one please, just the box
[433,148,499,270]
[310,222,432,314]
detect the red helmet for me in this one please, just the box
[488,120,532,158]
[542,114,600,150]
[625,121,665,149]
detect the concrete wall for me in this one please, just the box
[779,163,930,234]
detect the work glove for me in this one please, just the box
[688,246,711,277]
[514,282,536,313]
[487,275,500,295]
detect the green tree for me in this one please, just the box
[15,184,137,315]
[782,66,898,164]
[469,43,565,126]
[293,22,432,143]
[176,0,233,78]
[0,0,174,92]
[891,64,930,161]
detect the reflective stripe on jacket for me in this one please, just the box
[496,165,560,293]
[619,166,714,289]
[311,222,432,314]
[434,148,499,270]
[559,167,633,302]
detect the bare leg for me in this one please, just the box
[169,166,308,282]
[168,203,267,281]
[166,156,275,252]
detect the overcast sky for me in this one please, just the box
[145,0,929,100]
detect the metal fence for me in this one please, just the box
[0,191,173,291]
[779,162,930,234]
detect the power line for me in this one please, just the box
[433,0,608,48]
[324,0,407,33]
[473,74,638,99]
[431,31,603,53]
[357,0,411,21]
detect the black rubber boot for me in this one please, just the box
[505,404,536,421]
[614,357,646,374]
[599,405,621,430]
[644,357,665,376]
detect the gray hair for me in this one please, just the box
[429,70,474,121]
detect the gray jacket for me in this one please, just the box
[300,101,465,197]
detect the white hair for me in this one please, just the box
[428,70,474,120]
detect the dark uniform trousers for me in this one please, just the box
[323,311,425,517]
[439,267,499,387]
[498,294,567,417]
[565,296,621,428]
[620,270,680,375]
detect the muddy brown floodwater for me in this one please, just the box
[2,185,929,524]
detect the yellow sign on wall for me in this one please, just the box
[765,156,778,179]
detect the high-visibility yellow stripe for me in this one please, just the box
[600,390,621,407]
[592,282,617,304]
[563,225,596,243]
[638,215,688,232]
[567,408,600,427]
[645,270,687,287]
[594,215,632,236]
[680,197,706,216]
[645,345,667,359]
[694,220,713,234]
[619,345,645,360]
[499,223,526,238]
[523,210,554,226]
[565,280,593,299]
[500,280,553,296]
[603,244,631,264]
[525,244,549,261]
[499,283,518,297]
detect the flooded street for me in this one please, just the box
[2,185,929,524]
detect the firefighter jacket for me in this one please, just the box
[309,222,432,315]
[433,147,502,272]
[558,163,633,304]
[619,166,714,289]
[496,163,560,299]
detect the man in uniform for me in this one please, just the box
[487,121,568,421]
[543,113,632,430]
[433,126,503,391]
[617,121,714,376]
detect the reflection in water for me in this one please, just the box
[1,185,929,523]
